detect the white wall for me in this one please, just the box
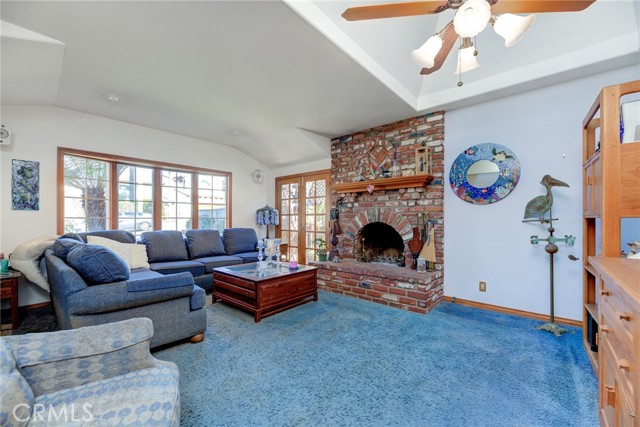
[0,106,271,306]
[444,65,639,321]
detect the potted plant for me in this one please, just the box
[313,238,327,261]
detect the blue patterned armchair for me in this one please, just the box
[0,318,179,426]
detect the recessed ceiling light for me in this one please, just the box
[230,130,241,136]
[103,93,123,103]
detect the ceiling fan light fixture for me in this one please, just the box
[455,40,480,74]
[411,34,443,68]
[453,0,491,38]
[493,13,536,47]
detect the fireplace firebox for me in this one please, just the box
[355,222,405,265]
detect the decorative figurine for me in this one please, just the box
[523,174,576,336]
[523,175,569,222]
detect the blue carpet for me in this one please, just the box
[154,291,598,427]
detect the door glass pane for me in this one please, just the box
[306,181,315,197]
[306,198,315,214]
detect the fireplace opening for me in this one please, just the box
[355,222,405,265]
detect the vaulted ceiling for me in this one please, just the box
[2,1,638,168]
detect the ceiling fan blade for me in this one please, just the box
[342,0,450,21]
[420,23,457,75]
[490,0,595,14]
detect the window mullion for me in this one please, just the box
[153,169,162,231]
[110,162,118,230]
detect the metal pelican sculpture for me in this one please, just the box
[523,174,575,337]
[523,175,569,222]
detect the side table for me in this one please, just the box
[1,271,21,329]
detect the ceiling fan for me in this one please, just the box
[342,0,595,80]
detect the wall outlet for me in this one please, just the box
[479,281,486,292]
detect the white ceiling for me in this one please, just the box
[1,1,638,168]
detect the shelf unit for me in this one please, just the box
[582,80,640,374]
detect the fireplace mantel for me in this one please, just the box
[332,174,434,194]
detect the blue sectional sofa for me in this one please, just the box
[44,228,259,347]
[45,230,206,348]
[140,228,260,292]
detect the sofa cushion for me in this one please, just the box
[193,255,243,273]
[67,245,130,285]
[127,272,194,292]
[234,252,260,263]
[223,228,258,255]
[185,229,226,258]
[149,260,205,277]
[68,278,195,315]
[52,237,85,261]
[141,231,189,263]
[78,230,136,244]
[0,340,34,427]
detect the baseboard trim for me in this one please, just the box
[443,296,582,327]
[18,301,51,315]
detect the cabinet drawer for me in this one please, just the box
[599,301,634,357]
[600,290,636,348]
[600,323,634,400]
[0,287,13,297]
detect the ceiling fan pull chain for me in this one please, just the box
[457,37,464,87]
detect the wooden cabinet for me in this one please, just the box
[582,80,640,373]
[589,257,638,427]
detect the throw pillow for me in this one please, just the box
[141,231,189,263]
[0,340,35,427]
[66,245,130,285]
[223,228,258,255]
[52,238,85,261]
[130,244,150,269]
[185,229,226,258]
[87,236,132,270]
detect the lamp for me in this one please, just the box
[256,205,279,238]
[455,38,479,74]
[492,13,536,47]
[411,34,443,68]
[453,0,491,38]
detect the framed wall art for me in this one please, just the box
[12,159,40,210]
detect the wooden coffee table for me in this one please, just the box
[212,263,317,322]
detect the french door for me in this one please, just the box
[276,170,330,264]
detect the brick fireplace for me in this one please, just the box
[312,112,445,315]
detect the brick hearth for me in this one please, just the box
[311,261,443,314]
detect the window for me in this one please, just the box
[117,165,154,232]
[58,148,231,235]
[62,155,110,233]
[161,170,193,231]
